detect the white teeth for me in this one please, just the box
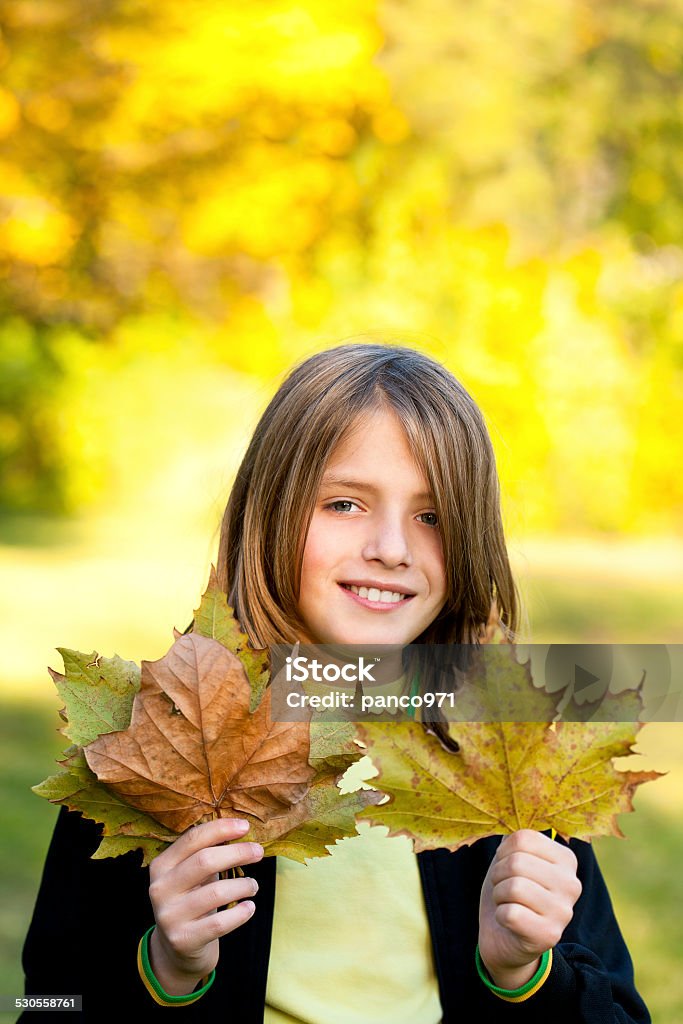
[345,584,408,604]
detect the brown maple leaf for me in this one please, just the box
[84,632,315,833]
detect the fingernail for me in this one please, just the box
[251,843,264,856]
[242,900,256,915]
[234,819,249,831]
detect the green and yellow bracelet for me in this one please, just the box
[137,924,216,1007]
[475,946,553,1003]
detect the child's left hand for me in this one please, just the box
[477,829,583,990]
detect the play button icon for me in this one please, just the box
[574,663,601,694]
[544,645,613,706]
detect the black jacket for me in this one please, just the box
[21,805,650,1022]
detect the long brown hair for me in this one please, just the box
[215,342,523,652]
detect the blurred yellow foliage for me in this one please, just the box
[0,0,680,534]
[0,197,76,265]
[0,86,19,138]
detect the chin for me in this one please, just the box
[343,628,414,647]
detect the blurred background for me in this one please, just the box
[0,1,682,1020]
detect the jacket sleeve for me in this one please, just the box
[20,803,276,1023]
[20,804,176,1021]
[471,837,652,1023]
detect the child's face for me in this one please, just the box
[296,407,448,647]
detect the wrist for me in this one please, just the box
[481,955,541,990]
[148,926,207,996]
[475,945,553,1004]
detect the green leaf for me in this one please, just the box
[91,835,170,866]
[191,565,270,710]
[33,746,178,862]
[308,717,364,777]
[49,650,140,746]
[253,779,382,862]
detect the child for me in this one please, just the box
[21,343,650,1022]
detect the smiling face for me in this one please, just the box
[295,406,448,647]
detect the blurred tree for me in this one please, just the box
[0,0,680,530]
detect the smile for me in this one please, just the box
[339,583,414,608]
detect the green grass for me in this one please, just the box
[0,698,67,1015]
[521,576,683,643]
[594,802,683,1021]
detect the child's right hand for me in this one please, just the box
[147,817,264,995]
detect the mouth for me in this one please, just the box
[338,582,415,608]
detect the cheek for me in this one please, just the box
[299,518,331,584]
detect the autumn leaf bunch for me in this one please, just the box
[34,575,662,866]
[34,568,378,866]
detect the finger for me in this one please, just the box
[185,875,259,920]
[493,876,556,917]
[153,818,251,874]
[497,829,573,867]
[495,902,565,950]
[184,899,257,949]
[490,851,565,893]
[173,841,264,894]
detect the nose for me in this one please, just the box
[361,510,413,568]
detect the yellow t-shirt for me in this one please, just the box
[264,752,443,1024]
